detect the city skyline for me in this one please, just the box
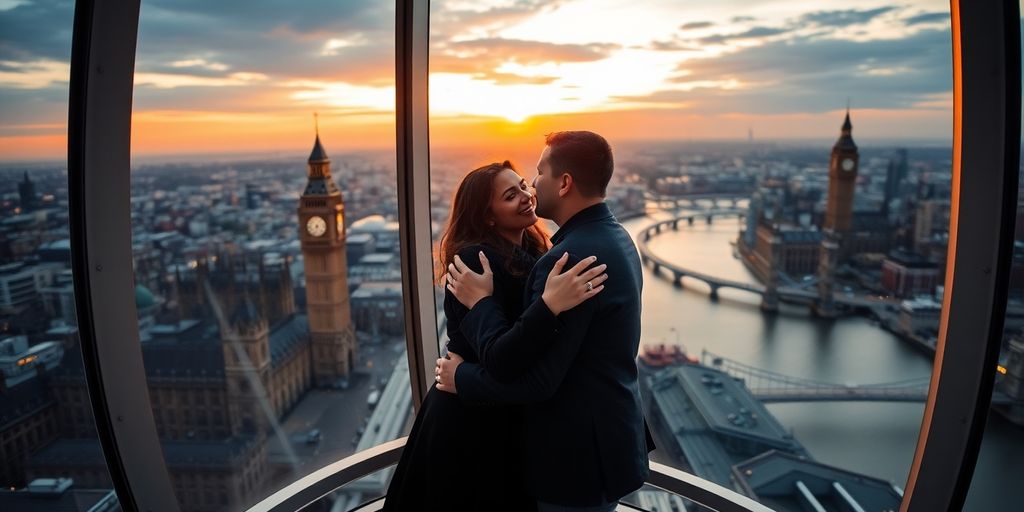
[2,123,1021,508]
[0,0,955,161]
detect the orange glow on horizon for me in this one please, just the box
[0,1,954,162]
[0,134,67,162]
[0,104,953,162]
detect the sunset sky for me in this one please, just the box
[0,0,957,161]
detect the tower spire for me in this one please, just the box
[308,113,330,164]
[842,100,852,134]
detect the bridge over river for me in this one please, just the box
[636,216,898,314]
[702,350,1016,405]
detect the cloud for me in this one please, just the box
[797,7,896,28]
[699,26,790,45]
[905,12,948,26]
[0,85,68,132]
[477,71,559,85]
[0,0,963,153]
[619,28,953,115]
[143,0,391,34]
[444,38,618,65]
[430,0,566,40]
[134,71,268,89]
[0,0,397,85]
[0,0,74,63]
[170,58,230,72]
[0,59,68,88]
[680,21,713,30]
[427,36,619,90]
[649,40,701,52]
[692,7,900,47]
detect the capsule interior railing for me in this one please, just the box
[246,438,774,512]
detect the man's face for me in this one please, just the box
[532,145,558,220]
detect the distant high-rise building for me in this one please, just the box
[18,172,36,212]
[914,198,951,254]
[297,130,356,386]
[884,149,908,219]
[245,183,261,210]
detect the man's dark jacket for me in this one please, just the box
[455,202,652,507]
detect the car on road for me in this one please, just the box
[305,429,321,444]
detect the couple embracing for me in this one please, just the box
[384,131,654,512]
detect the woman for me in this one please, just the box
[383,161,605,511]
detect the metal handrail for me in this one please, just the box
[647,462,774,512]
[247,438,774,512]
[247,438,405,512]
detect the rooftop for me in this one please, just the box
[0,479,117,512]
[358,253,396,265]
[352,282,403,299]
[733,450,902,512]
[885,251,938,268]
[647,364,805,486]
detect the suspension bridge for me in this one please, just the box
[701,350,1016,405]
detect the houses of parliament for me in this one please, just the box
[0,134,356,511]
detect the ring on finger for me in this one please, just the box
[585,281,593,292]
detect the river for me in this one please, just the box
[621,213,1022,510]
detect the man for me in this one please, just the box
[437,131,652,512]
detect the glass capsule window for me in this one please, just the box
[426,1,965,510]
[0,0,118,509]
[126,1,409,510]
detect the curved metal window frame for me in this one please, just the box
[901,2,1020,510]
[66,0,1019,511]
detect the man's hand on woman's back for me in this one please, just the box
[540,253,607,315]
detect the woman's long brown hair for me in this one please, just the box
[436,161,550,284]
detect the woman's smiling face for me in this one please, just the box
[489,167,538,233]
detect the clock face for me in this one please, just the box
[841,158,855,172]
[306,216,327,237]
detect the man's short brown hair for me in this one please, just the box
[545,131,613,198]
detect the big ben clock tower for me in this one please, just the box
[824,109,859,232]
[816,110,858,317]
[298,129,355,386]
